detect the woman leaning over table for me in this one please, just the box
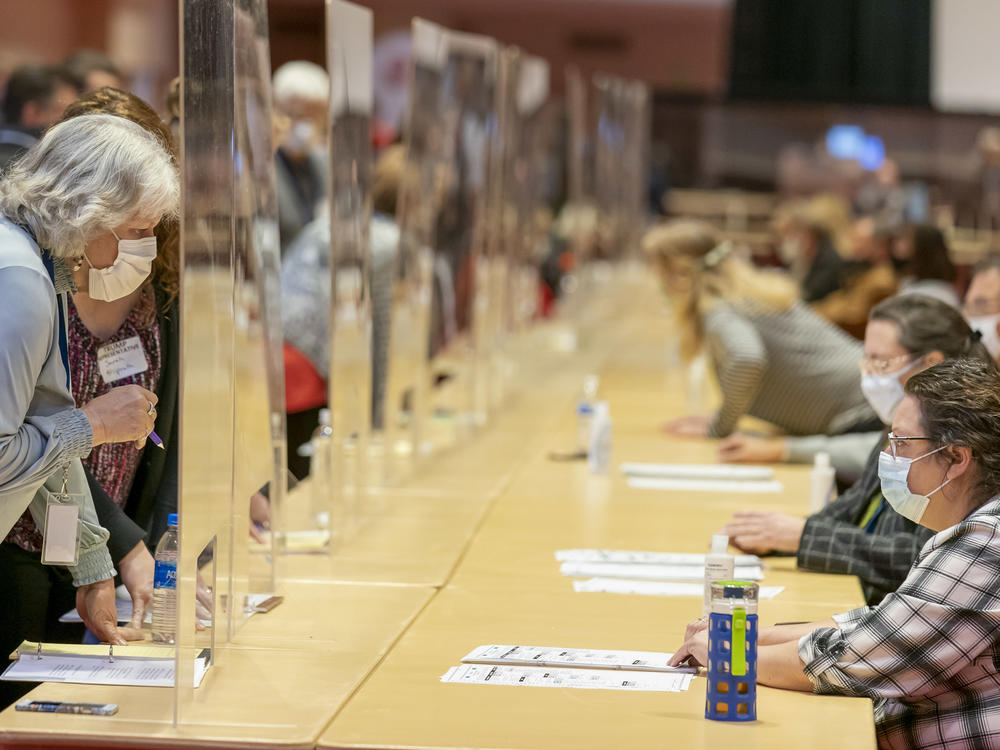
[0,114,179,706]
[671,358,1000,750]
[644,220,878,440]
[0,90,185,689]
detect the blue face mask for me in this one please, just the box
[877,446,951,525]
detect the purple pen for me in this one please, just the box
[148,430,165,450]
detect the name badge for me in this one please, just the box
[97,336,148,384]
[41,467,82,567]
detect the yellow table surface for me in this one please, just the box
[0,278,878,748]
[0,583,433,749]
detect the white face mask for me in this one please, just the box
[83,229,157,301]
[968,312,1000,360]
[860,357,921,425]
[283,120,316,156]
[878,446,951,525]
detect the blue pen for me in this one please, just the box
[148,430,165,450]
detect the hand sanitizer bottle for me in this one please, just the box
[809,451,836,513]
[703,534,734,616]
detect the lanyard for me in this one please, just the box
[864,498,887,534]
[40,252,71,391]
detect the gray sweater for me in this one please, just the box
[0,215,114,586]
[704,301,875,438]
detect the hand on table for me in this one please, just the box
[76,578,127,645]
[667,619,710,668]
[249,491,270,543]
[195,572,214,623]
[118,541,154,630]
[663,414,713,438]
[718,434,785,464]
[721,511,806,555]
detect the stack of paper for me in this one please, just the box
[620,463,774,480]
[440,645,696,692]
[620,462,782,493]
[573,578,785,599]
[555,549,762,567]
[555,549,781,599]
[559,561,764,581]
[2,641,209,688]
[441,664,694,692]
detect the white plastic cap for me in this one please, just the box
[814,451,831,469]
[711,534,729,554]
[583,375,599,398]
[319,408,332,427]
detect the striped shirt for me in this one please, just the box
[703,301,874,437]
[799,495,1000,750]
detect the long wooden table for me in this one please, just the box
[0,277,876,749]
[316,347,877,750]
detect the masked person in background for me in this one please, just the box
[721,295,996,605]
[0,113,179,708]
[272,60,329,253]
[963,253,1000,363]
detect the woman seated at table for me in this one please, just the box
[721,295,994,605]
[671,358,1000,750]
[643,220,877,439]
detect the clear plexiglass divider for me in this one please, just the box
[177,0,283,727]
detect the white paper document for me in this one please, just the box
[441,663,694,692]
[1,644,209,688]
[461,645,696,674]
[573,577,785,599]
[560,561,764,581]
[620,462,774,480]
[626,476,783,494]
[555,549,762,567]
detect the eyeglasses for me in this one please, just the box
[886,431,934,459]
[859,354,914,376]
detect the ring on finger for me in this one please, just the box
[146,400,156,416]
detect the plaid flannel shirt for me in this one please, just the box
[797,442,934,604]
[799,495,1000,750]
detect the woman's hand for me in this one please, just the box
[81,385,158,449]
[663,414,713,438]
[718,434,786,464]
[668,621,710,668]
[118,541,154,630]
[721,511,806,555]
[249,491,270,543]
[76,578,127,645]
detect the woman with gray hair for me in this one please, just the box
[0,113,179,676]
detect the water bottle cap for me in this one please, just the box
[319,408,332,426]
[167,513,178,527]
[814,451,831,469]
[710,580,759,614]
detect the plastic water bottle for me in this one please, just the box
[151,513,178,644]
[576,375,599,452]
[310,408,334,528]
[587,401,612,474]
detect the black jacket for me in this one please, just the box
[89,291,179,560]
[796,440,934,605]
